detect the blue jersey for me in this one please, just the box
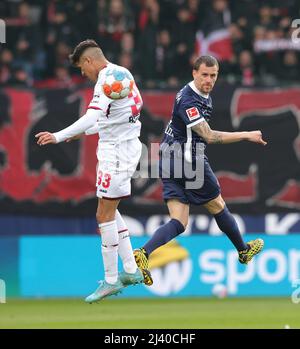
[162,81,213,148]
[159,81,220,205]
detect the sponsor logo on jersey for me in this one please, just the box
[186,107,200,120]
[129,115,140,123]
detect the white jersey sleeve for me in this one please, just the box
[53,74,111,142]
[53,108,102,143]
[85,122,100,135]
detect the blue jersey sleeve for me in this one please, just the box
[177,102,205,128]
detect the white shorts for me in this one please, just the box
[96,138,142,199]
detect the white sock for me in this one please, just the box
[99,220,119,284]
[115,210,137,274]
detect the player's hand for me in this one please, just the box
[247,131,267,146]
[35,132,57,145]
[65,134,82,143]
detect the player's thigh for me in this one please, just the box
[203,194,225,215]
[96,198,121,224]
[167,199,190,228]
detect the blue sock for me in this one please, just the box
[214,206,248,251]
[143,219,185,256]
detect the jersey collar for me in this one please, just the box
[189,81,209,99]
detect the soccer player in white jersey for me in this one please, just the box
[35,39,151,303]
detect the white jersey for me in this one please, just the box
[52,63,143,199]
[88,63,142,143]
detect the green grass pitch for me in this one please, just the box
[0,297,299,329]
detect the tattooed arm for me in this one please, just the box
[191,120,267,145]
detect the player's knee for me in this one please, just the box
[206,196,225,215]
[95,211,102,224]
[181,217,189,229]
[215,202,225,214]
[96,211,115,224]
[182,221,188,230]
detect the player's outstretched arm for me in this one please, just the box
[36,132,85,145]
[65,119,101,142]
[35,108,102,146]
[85,123,100,136]
[65,123,100,142]
[192,121,267,145]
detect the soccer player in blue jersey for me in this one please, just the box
[134,55,266,285]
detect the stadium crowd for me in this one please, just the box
[0,0,299,89]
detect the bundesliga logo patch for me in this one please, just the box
[186,107,200,120]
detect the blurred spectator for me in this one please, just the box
[33,65,84,88]
[53,65,73,88]
[156,29,178,87]
[278,51,300,82]
[9,66,32,87]
[55,41,72,67]
[228,24,246,55]
[69,1,97,41]
[14,38,34,77]
[171,6,195,82]
[97,0,135,61]
[119,32,135,72]
[253,25,282,82]
[195,0,234,64]
[234,50,255,86]
[187,0,205,32]
[45,1,79,78]
[0,49,13,85]
[257,5,276,30]
[119,52,133,71]
[202,0,231,35]
[136,0,160,88]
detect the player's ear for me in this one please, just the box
[82,56,91,65]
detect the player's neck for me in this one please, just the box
[189,81,209,98]
[97,60,109,73]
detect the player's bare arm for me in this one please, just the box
[192,120,267,145]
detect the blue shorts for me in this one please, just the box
[160,157,221,206]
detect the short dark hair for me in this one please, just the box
[69,39,100,66]
[193,55,219,70]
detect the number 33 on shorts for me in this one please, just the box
[97,170,112,189]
